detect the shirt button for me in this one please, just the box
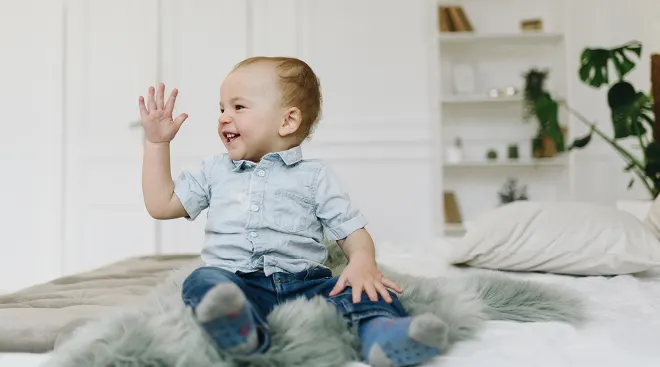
[251,204,260,212]
[250,231,258,238]
[257,170,265,177]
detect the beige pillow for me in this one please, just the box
[449,201,660,276]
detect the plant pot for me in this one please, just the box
[532,136,556,158]
[532,126,568,158]
[616,199,653,221]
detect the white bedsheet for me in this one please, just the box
[370,238,660,367]
[0,353,50,367]
[5,238,660,367]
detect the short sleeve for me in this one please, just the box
[173,156,218,221]
[314,164,368,240]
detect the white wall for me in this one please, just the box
[0,0,64,292]
[1,0,659,290]
[565,0,660,203]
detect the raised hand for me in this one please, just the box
[138,83,188,144]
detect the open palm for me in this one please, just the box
[138,83,188,144]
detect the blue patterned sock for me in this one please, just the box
[194,282,258,355]
[358,313,448,367]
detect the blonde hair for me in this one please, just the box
[233,56,322,140]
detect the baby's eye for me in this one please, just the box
[235,105,245,110]
[220,108,224,113]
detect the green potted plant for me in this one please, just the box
[523,41,659,216]
[523,69,566,158]
[498,178,528,205]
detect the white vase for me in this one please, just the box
[616,200,654,221]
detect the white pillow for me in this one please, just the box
[644,196,660,239]
[449,201,660,275]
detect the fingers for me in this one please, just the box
[352,284,363,303]
[165,88,178,114]
[147,86,157,111]
[156,83,165,110]
[382,278,403,294]
[364,283,379,303]
[138,96,148,118]
[328,275,347,297]
[375,282,393,303]
[174,113,189,128]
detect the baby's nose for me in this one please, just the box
[218,114,231,124]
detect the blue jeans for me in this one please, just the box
[181,265,408,353]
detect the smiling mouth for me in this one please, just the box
[224,132,240,143]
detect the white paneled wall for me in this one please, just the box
[1,0,659,290]
[160,0,436,256]
[0,0,64,292]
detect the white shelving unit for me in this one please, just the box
[438,31,564,44]
[433,0,573,237]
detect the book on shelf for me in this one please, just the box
[438,5,473,33]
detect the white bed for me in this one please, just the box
[0,354,51,367]
[3,236,660,367]
[369,238,660,367]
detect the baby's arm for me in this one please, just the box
[142,141,187,219]
[139,83,189,219]
[314,164,402,303]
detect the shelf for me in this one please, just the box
[439,31,564,44]
[443,157,567,168]
[441,93,565,105]
[441,94,523,104]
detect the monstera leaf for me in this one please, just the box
[608,81,654,139]
[579,41,642,88]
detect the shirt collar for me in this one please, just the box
[231,145,303,171]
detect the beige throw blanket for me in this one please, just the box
[0,254,201,353]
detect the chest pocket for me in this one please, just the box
[271,189,315,233]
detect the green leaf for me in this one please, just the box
[624,162,635,171]
[579,41,642,88]
[579,48,610,88]
[609,88,654,139]
[628,178,635,189]
[569,132,592,150]
[534,93,564,152]
[522,69,549,120]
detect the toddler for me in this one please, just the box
[138,56,447,366]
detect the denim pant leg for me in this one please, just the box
[277,267,409,328]
[181,266,277,353]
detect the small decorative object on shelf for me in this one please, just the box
[452,64,477,95]
[507,144,519,159]
[438,5,473,33]
[498,178,529,205]
[520,18,543,31]
[443,191,463,225]
[488,88,500,98]
[486,149,498,161]
[503,86,519,97]
[445,137,464,163]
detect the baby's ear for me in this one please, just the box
[279,107,302,137]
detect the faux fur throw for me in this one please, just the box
[42,243,586,367]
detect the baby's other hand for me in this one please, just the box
[329,258,403,304]
[138,83,188,144]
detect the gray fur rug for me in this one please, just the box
[42,244,586,367]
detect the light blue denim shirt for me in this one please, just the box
[173,145,368,276]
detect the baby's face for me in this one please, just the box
[218,63,284,162]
